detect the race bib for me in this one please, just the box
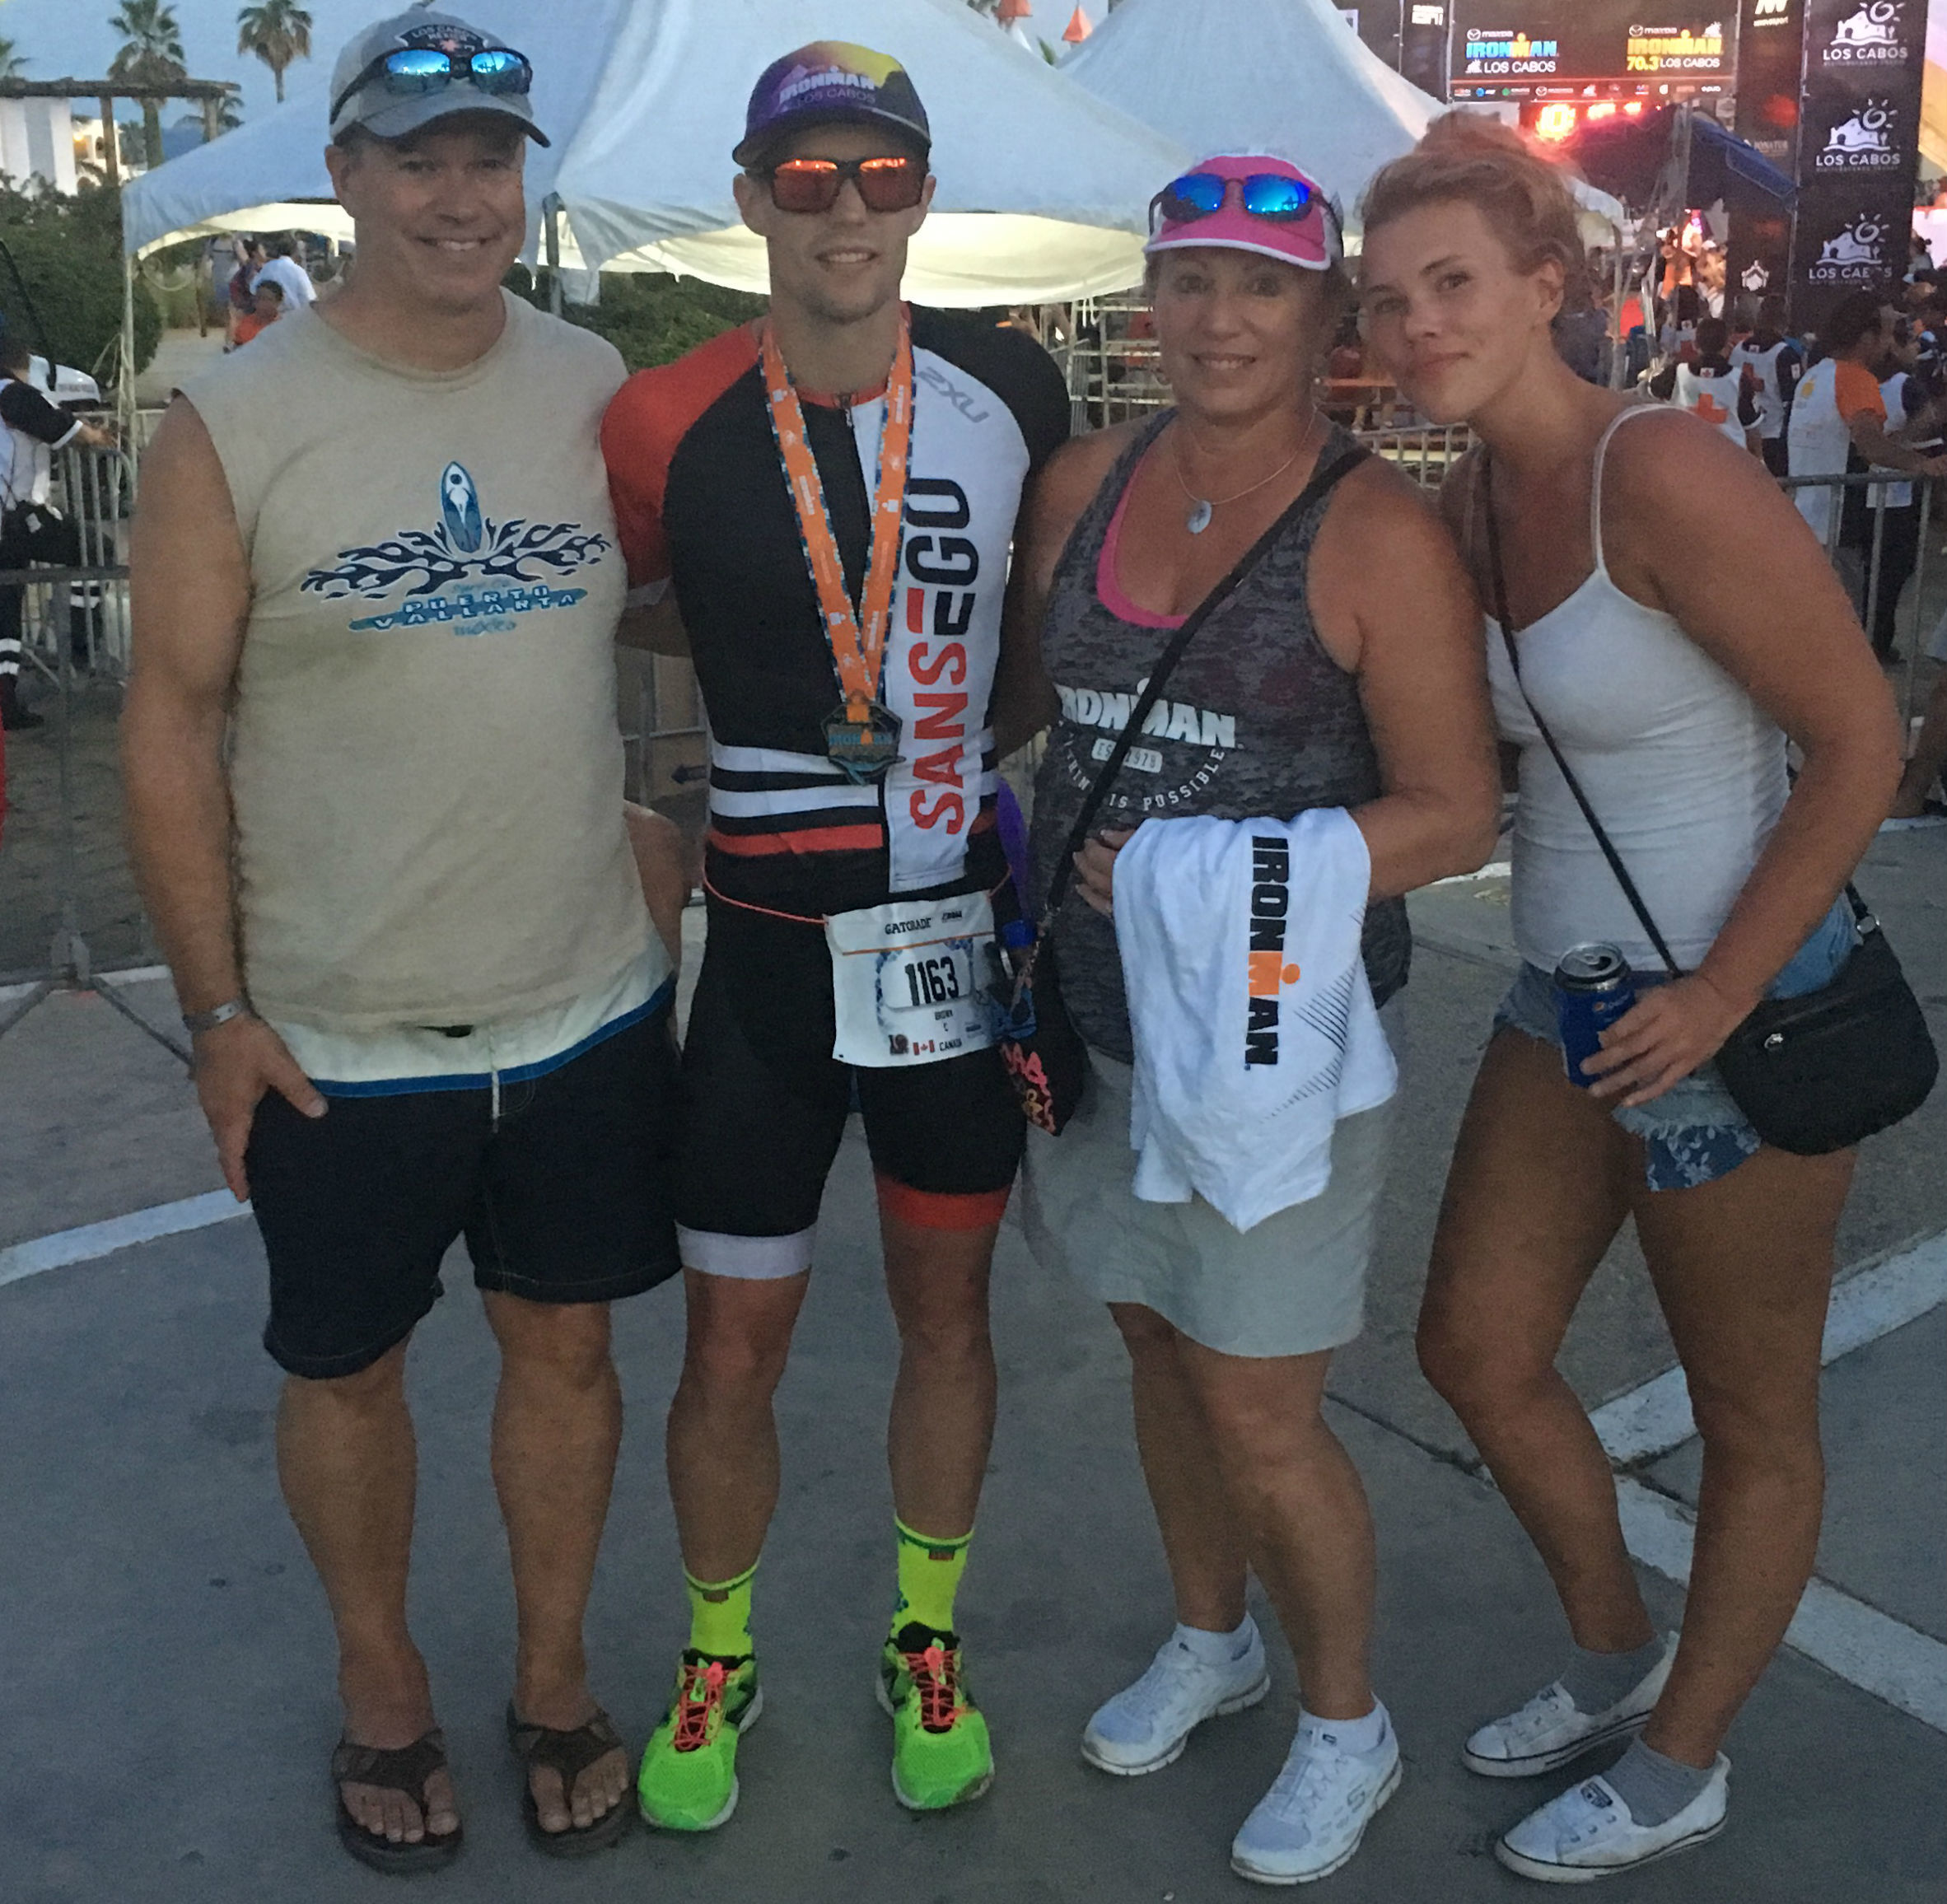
[825,890,1000,1068]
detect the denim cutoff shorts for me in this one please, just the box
[1495,898,1858,1192]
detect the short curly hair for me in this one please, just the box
[1360,111,1585,287]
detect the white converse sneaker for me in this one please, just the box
[1463,1639,1674,1778]
[1230,1708,1402,1886]
[1081,1622,1270,1775]
[1495,1755,1728,1883]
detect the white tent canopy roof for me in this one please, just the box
[1062,0,1622,241]
[123,0,1189,304]
[551,0,1184,301]
[121,0,624,259]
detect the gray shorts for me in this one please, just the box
[1019,1047,1390,1360]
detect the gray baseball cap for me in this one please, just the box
[329,9,548,147]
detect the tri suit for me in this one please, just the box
[602,310,1069,1276]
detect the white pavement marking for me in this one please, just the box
[1592,1230,1947,1465]
[0,1191,249,1290]
[101,965,174,987]
[1616,1479,1947,1734]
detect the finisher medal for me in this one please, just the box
[824,698,905,784]
[760,310,916,784]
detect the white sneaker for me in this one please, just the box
[1495,1755,1729,1883]
[1463,1639,1674,1778]
[1081,1622,1270,1775]
[1230,1707,1402,1886]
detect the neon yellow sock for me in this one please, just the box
[893,1519,973,1636]
[685,1562,756,1659]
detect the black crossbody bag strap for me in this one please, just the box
[1478,449,1688,977]
[1039,441,1370,926]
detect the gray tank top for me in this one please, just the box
[1030,413,1411,1064]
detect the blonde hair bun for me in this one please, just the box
[1361,110,1585,284]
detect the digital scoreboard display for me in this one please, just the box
[1450,2,1734,100]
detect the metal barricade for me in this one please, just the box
[1780,469,1935,735]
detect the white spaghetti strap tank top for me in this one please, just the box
[1485,406,1789,972]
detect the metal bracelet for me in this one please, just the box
[181,998,252,1035]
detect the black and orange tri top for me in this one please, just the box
[601,310,1069,914]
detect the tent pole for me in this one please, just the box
[1611,226,1628,390]
[544,194,564,316]
[119,240,138,440]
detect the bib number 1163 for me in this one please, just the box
[899,950,965,1010]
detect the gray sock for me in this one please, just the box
[1601,1738,1713,1828]
[1558,1636,1665,1715]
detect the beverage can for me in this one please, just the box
[1554,943,1637,1090]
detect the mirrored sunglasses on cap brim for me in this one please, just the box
[1149,171,1322,231]
[763,155,927,215]
[332,46,532,126]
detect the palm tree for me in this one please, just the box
[0,40,27,80]
[236,1,313,105]
[108,0,187,169]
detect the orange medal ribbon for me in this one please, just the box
[760,308,915,781]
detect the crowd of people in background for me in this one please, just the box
[1530,231,1947,830]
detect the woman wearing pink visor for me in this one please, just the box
[1001,155,1500,1883]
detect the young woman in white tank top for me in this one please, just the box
[1360,117,1903,1883]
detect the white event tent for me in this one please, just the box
[122,0,1189,305]
[1062,0,1624,244]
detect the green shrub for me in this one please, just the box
[507,264,765,371]
[0,180,161,382]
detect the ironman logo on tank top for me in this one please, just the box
[864,349,1030,894]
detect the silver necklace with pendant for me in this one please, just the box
[1171,410,1322,535]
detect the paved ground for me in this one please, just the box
[2,824,1943,1903]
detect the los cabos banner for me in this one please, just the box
[1791,0,1928,329]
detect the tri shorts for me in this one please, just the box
[674,894,1025,1278]
[247,1008,682,1379]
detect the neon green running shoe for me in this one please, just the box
[637,1650,763,1832]
[876,1622,994,1811]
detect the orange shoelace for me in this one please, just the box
[901,1643,963,1734]
[672,1659,727,1752]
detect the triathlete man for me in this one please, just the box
[601,42,1068,1826]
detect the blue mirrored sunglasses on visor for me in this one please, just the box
[1150,171,1320,231]
[332,46,532,125]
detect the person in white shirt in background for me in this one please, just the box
[1851,311,1945,661]
[1652,315,1760,457]
[253,235,319,309]
[0,330,114,730]
[1728,294,1805,479]
[1697,241,1726,321]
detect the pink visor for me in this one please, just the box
[1143,152,1341,273]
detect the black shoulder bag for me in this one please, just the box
[1480,455,1936,1156]
[1002,441,1370,1134]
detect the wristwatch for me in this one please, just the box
[181,998,253,1034]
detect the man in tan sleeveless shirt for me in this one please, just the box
[123,12,677,1867]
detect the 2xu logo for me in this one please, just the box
[1244,835,1302,1068]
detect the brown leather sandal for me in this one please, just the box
[505,1702,633,1857]
[330,1729,463,1874]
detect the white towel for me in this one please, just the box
[1113,809,1397,1232]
